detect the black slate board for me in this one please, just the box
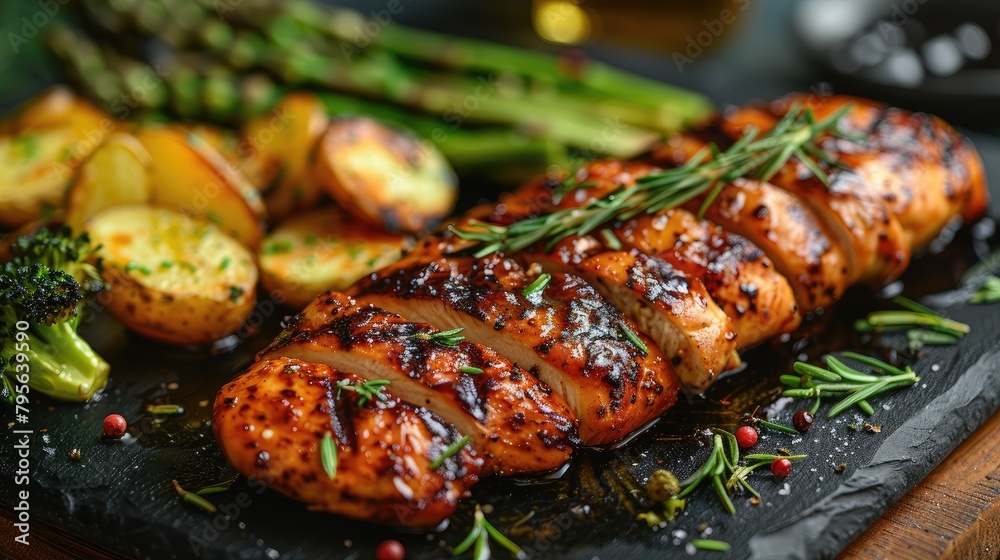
[2,216,999,560]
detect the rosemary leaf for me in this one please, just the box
[431,434,472,469]
[320,432,338,480]
[522,273,551,297]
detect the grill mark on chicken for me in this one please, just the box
[213,357,481,527]
[716,94,988,254]
[352,253,680,445]
[259,292,578,475]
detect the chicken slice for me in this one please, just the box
[524,236,739,390]
[497,159,800,347]
[663,125,909,286]
[213,357,480,527]
[352,253,680,445]
[258,292,578,475]
[720,94,990,249]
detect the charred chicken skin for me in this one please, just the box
[352,252,680,445]
[213,93,989,528]
[259,292,579,475]
[213,357,481,527]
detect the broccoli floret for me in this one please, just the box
[1,227,109,402]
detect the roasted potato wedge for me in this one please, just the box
[240,92,328,220]
[0,128,96,227]
[259,207,409,309]
[87,204,258,346]
[311,116,457,234]
[133,127,266,249]
[64,132,152,233]
[1,85,112,137]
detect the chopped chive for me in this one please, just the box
[430,434,471,469]
[181,261,198,273]
[691,539,730,552]
[618,321,648,355]
[320,432,338,480]
[145,404,185,415]
[262,240,293,254]
[304,234,318,246]
[160,260,173,268]
[366,257,378,267]
[219,257,232,271]
[207,211,223,225]
[522,273,551,297]
[228,286,245,301]
[459,366,484,375]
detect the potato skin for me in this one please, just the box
[259,206,409,309]
[87,204,258,346]
[64,132,153,233]
[311,116,458,234]
[133,127,267,249]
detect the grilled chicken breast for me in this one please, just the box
[717,94,990,249]
[259,292,578,475]
[213,357,480,527]
[496,159,800,347]
[352,253,680,445]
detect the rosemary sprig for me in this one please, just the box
[782,353,919,417]
[855,296,969,351]
[971,276,1000,304]
[450,104,852,257]
[677,430,806,514]
[414,327,467,346]
[320,431,338,480]
[431,434,473,470]
[335,379,391,407]
[452,505,526,560]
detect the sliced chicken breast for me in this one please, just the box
[213,357,480,527]
[352,253,680,445]
[259,292,578,475]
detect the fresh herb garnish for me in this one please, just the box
[207,211,223,225]
[452,504,526,560]
[855,296,969,351]
[691,539,731,552]
[430,434,472,470]
[618,321,648,356]
[145,403,185,415]
[124,262,152,275]
[172,479,217,513]
[521,273,551,297]
[450,104,852,257]
[262,240,293,254]
[677,430,806,514]
[320,431,338,480]
[754,418,799,435]
[335,379,391,407]
[160,260,173,268]
[413,327,467,346]
[600,228,622,250]
[181,261,198,273]
[219,257,232,271]
[782,353,919,417]
[971,276,1000,304]
[228,286,244,301]
[459,366,484,375]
